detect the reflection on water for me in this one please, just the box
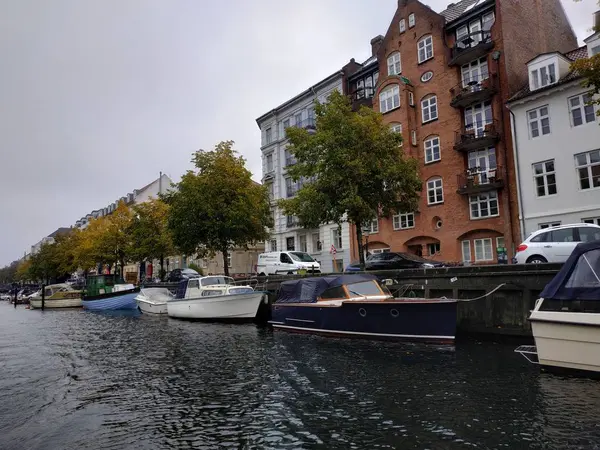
[1,303,599,449]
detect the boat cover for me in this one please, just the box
[276,274,378,304]
[139,288,173,302]
[176,280,188,299]
[540,240,600,301]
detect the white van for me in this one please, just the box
[256,251,321,276]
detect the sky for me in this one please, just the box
[0,0,597,265]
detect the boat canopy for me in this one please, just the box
[540,241,600,301]
[276,274,379,304]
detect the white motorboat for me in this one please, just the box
[135,287,173,314]
[516,241,600,374]
[29,284,83,309]
[167,276,267,320]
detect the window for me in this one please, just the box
[418,36,433,63]
[286,215,296,227]
[474,238,493,261]
[496,236,505,251]
[411,130,417,146]
[582,217,600,226]
[533,160,557,197]
[299,235,308,252]
[364,76,374,98]
[387,52,401,76]
[267,183,273,200]
[576,150,600,190]
[569,93,596,127]
[592,45,600,56]
[393,212,415,230]
[461,57,489,86]
[531,64,556,90]
[294,112,302,125]
[528,106,550,138]
[427,243,440,255]
[265,127,272,144]
[226,252,232,269]
[380,85,400,113]
[321,286,347,300]
[421,96,438,123]
[462,240,471,262]
[468,147,497,183]
[282,119,290,136]
[369,219,379,233]
[424,136,441,163]
[285,148,296,166]
[399,18,406,33]
[408,91,414,106]
[312,232,321,252]
[551,228,574,242]
[269,208,275,226]
[465,101,493,136]
[371,248,391,254]
[332,228,343,249]
[539,222,561,230]
[286,237,295,251]
[285,177,297,198]
[270,239,277,252]
[427,178,443,205]
[578,226,600,242]
[408,13,415,28]
[390,123,402,134]
[470,191,499,219]
[266,153,273,172]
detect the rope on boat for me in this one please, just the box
[440,283,507,302]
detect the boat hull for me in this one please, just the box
[30,298,82,309]
[136,298,168,314]
[82,289,139,311]
[270,299,457,342]
[167,292,266,320]
[531,311,600,373]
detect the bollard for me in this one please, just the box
[13,286,17,308]
[41,284,45,311]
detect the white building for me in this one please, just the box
[31,227,71,255]
[255,71,353,273]
[507,18,600,240]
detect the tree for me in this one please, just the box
[129,197,175,279]
[164,141,272,276]
[100,201,134,278]
[0,260,19,283]
[15,259,32,282]
[279,90,422,268]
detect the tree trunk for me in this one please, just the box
[356,224,365,269]
[160,255,165,281]
[222,247,230,277]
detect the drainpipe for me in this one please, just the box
[508,107,526,242]
[159,171,162,195]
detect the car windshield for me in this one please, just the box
[289,252,316,262]
[201,276,235,286]
[346,281,383,297]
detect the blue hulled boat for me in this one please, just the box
[82,274,139,311]
[270,274,457,342]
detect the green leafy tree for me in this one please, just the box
[0,260,20,283]
[164,141,272,276]
[279,90,422,268]
[187,262,204,276]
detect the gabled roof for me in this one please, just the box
[440,0,491,23]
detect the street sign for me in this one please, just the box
[330,245,337,255]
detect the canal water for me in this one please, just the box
[1,303,600,450]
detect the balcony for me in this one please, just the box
[294,117,316,134]
[454,120,500,152]
[449,31,494,66]
[285,156,297,167]
[450,75,498,108]
[351,87,375,112]
[457,166,505,195]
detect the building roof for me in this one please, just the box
[440,0,488,23]
[508,46,589,103]
[47,227,71,238]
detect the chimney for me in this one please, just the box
[594,10,600,32]
[370,35,384,56]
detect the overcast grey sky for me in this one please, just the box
[0,0,597,265]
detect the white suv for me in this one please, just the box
[514,223,600,264]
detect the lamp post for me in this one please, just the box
[361,223,371,270]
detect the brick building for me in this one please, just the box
[348,0,577,264]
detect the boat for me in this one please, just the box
[515,240,600,374]
[269,274,457,342]
[135,287,173,314]
[30,283,82,309]
[82,274,139,311]
[167,276,267,320]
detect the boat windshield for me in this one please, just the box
[228,287,254,295]
[201,276,235,287]
[289,252,316,262]
[346,281,384,297]
[565,248,600,288]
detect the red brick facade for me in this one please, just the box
[349,0,577,265]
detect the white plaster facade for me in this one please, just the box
[256,72,352,273]
[508,43,600,240]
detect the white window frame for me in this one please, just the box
[421,96,438,123]
[569,93,596,127]
[474,238,493,261]
[270,239,277,252]
[530,64,556,90]
[539,222,561,229]
[411,130,417,146]
[427,242,440,255]
[427,178,443,205]
[424,136,441,164]
[379,85,400,113]
[298,234,308,253]
[265,127,272,145]
[527,105,551,139]
[532,160,557,197]
[408,13,415,28]
[408,91,414,106]
[390,123,402,134]
[369,219,379,233]
[418,36,434,63]
[461,57,489,86]
[311,232,321,252]
[266,153,274,173]
[496,237,505,253]
[331,228,343,250]
[399,19,406,33]
[387,52,401,76]
[469,191,499,219]
[393,212,415,230]
[575,150,600,191]
[462,240,471,262]
[582,217,600,226]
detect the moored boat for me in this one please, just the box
[135,287,173,314]
[515,240,600,374]
[167,276,267,320]
[30,283,82,309]
[82,274,139,311]
[269,274,457,342]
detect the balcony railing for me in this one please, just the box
[351,87,375,111]
[293,117,316,132]
[454,120,500,152]
[449,30,494,66]
[449,75,498,108]
[457,165,505,195]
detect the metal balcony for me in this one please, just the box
[454,120,500,152]
[449,31,494,66]
[457,166,505,195]
[450,75,498,108]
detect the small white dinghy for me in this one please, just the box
[135,288,173,314]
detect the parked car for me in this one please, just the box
[256,251,321,276]
[166,268,200,282]
[345,252,445,272]
[514,223,600,264]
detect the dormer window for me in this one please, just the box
[531,63,556,90]
[592,45,600,56]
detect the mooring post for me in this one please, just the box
[41,284,45,311]
[13,286,17,308]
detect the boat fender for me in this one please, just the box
[262,294,269,305]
